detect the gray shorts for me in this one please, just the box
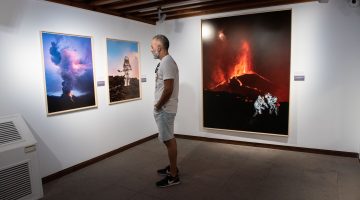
[154,109,176,142]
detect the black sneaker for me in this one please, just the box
[157,165,179,176]
[156,174,180,188]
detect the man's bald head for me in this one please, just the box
[152,34,169,51]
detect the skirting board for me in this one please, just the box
[42,134,157,184]
[42,133,359,184]
[175,134,359,158]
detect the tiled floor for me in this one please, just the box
[43,138,360,200]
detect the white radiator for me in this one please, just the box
[0,114,43,200]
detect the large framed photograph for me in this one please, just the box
[41,31,97,115]
[202,10,291,136]
[106,39,141,104]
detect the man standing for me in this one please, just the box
[151,34,180,187]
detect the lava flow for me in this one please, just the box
[211,40,257,89]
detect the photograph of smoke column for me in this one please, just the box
[202,10,291,136]
[106,39,141,104]
[41,32,96,115]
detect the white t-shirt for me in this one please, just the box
[155,55,179,113]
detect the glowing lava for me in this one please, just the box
[211,40,254,89]
[230,41,254,78]
[68,91,75,103]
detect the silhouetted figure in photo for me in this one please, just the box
[118,56,132,86]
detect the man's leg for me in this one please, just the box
[164,138,177,176]
[155,112,180,187]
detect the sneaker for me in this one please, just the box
[157,165,179,176]
[156,174,180,188]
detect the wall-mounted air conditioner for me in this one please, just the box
[0,114,43,200]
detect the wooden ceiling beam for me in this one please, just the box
[46,0,156,24]
[46,0,97,10]
[126,0,213,14]
[90,0,125,6]
[46,0,316,25]
[162,0,315,20]
[106,0,163,10]
[108,0,217,11]
[132,0,243,16]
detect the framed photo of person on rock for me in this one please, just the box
[106,39,141,104]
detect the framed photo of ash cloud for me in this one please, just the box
[106,38,141,104]
[41,31,97,116]
[202,10,291,136]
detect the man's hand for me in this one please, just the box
[155,79,174,111]
[154,104,161,111]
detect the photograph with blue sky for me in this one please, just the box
[41,32,96,115]
[106,39,141,104]
[107,39,140,78]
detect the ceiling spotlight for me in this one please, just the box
[157,8,167,23]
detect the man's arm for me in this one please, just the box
[155,79,174,110]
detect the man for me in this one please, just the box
[151,34,180,187]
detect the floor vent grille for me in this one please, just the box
[0,162,32,200]
[0,121,22,145]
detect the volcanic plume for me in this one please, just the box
[42,32,96,114]
[49,39,93,102]
[208,40,276,101]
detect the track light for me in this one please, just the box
[157,8,166,23]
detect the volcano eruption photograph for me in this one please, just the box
[202,10,291,136]
[41,32,97,115]
[106,39,141,104]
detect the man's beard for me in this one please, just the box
[152,50,160,59]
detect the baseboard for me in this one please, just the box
[42,134,157,184]
[42,133,359,184]
[175,134,359,158]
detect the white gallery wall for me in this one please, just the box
[156,0,360,153]
[0,0,158,177]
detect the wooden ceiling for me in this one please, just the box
[46,0,316,25]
